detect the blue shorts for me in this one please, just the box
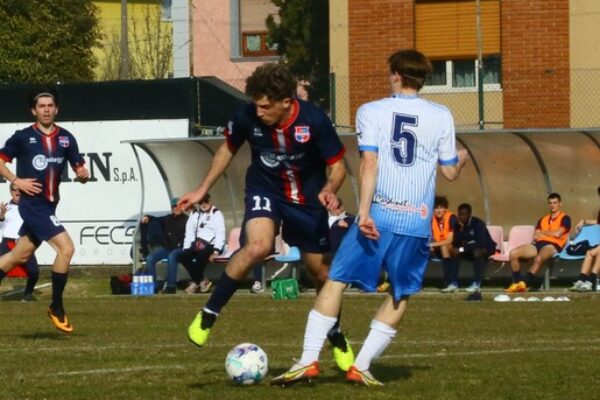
[241,190,330,253]
[329,224,429,301]
[19,198,66,245]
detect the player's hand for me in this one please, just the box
[0,202,6,217]
[13,178,42,196]
[457,148,469,166]
[358,214,379,240]
[318,189,339,211]
[178,190,205,212]
[74,166,90,183]
[140,215,150,224]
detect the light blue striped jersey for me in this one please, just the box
[356,94,458,238]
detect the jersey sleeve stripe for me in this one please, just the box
[358,145,378,153]
[224,135,239,153]
[438,156,458,166]
[325,146,346,165]
[0,152,12,162]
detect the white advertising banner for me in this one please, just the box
[0,119,188,265]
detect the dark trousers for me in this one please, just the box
[179,246,213,284]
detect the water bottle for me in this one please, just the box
[146,274,155,296]
[142,275,150,296]
[131,275,140,296]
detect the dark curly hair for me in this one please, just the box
[245,63,296,101]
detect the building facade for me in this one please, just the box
[330,0,600,129]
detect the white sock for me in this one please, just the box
[299,309,338,366]
[354,319,397,371]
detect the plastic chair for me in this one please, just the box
[491,225,535,263]
[556,224,600,260]
[486,225,504,254]
[272,242,302,280]
[213,227,241,262]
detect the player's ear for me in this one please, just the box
[282,98,292,108]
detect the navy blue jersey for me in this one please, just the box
[225,99,345,205]
[0,124,85,203]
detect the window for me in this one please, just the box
[242,32,278,57]
[426,60,447,86]
[423,55,501,92]
[453,59,475,88]
[162,0,172,20]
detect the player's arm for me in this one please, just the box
[178,142,235,211]
[318,159,346,211]
[0,159,41,195]
[440,149,468,181]
[357,150,379,240]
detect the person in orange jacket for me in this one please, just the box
[506,192,571,293]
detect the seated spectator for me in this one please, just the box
[0,185,39,301]
[450,203,496,293]
[570,186,600,292]
[140,198,188,293]
[180,194,226,294]
[506,192,571,293]
[430,196,460,293]
[328,199,355,254]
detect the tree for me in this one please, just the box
[0,0,101,84]
[266,0,330,108]
[99,5,173,81]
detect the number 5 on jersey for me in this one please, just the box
[391,113,417,166]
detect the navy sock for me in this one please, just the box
[590,273,597,284]
[0,269,6,281]
[525,272,536,286]
[473,258,486,285]
[205,272,241,316]
[450,259,460,285]
[512,271,522,283]
[441,258,452,285]
[50,271,68,314]
[579,273,588,282]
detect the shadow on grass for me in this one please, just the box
[19,332,77,340]
[266,363,431,385]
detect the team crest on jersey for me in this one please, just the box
[58,136,69,147]
[294,126,311,143]
[253,127,263,137]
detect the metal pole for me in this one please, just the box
[476,0,484,130]
[120,0,130,79]
[329,72,336,125]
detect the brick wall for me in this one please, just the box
[348,0,414,120]
[501,0,570,128]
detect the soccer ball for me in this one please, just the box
[225,343,268,385]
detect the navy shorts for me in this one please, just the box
[18,198,66,245]
[329,224,430,301]
[533,240,562,253]
[241,190,330,253]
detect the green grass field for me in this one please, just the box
[1,276,599,400]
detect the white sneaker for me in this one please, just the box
[184,282,199,295]
[440,284,458,293]
[465,283,481,293]
[250,280,264,294]
[578,281,593,292]
[569,280,584,291]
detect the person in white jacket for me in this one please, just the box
[179,194,226,294]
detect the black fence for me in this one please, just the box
[0,77,248,135]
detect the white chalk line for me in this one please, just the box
[12,344,599,379]
[2,337,599,355]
